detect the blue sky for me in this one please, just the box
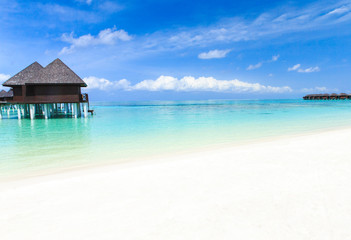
[0,0,351,100]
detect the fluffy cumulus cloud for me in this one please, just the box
[0,73,10,82]
[288,64,320,73]
[198,49,231,59]
[60,27,132,54]
[84,75,292,93]
[83,76,131,90]
[0,73,11,90]
[247,55,279,70]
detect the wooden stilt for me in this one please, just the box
[83,103,88,118]
[29,104,35,120]
[65,103,69,114]
[43,104,49,119]
[17,104,21,119]
[73,103,78,118]
[77,103,81,118]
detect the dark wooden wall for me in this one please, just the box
[10,85,82,103]
[12,86,23,102]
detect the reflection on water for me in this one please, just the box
[0,117,92,175]
[1,99,351,177]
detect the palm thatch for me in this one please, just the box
[2,59,87,87]
[4,90,13,97]
[0,90,6,98]
[34,59,86,86]
[0,89,13,98]
[3,62,43,86]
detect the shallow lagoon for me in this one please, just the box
[1,99,351,177]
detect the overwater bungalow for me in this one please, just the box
[0,90,13,102]
[321,93,330,100]
[339,93,348,100]
[303,93,351,100]
[330,93,338,100]
[0,59,90,119]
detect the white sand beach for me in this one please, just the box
[1,128,351,240]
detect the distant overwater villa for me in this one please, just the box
[303,93,351,100]
[0,59,91,119]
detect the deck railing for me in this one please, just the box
[80,93,89,102]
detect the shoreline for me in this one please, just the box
[1,123,351,183]
[1,126,351,239]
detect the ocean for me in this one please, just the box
[1,99,351,177]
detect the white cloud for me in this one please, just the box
[54,1,351,58]
[198,49,231,59]
[327,6,349,15]
[273,14,288,22]
[83,76,131,91]
[75,0,93,5]
[0,73,10,82]
[60,27,132,54]
[247,62,263,70]
[247,54,279,70]
[132,75,292,93]
[271,54,280,61]
[84,75,292,93]
[0,73,11,90]
[40,3,100,23]
[301,87,327,92]
[98,1,123,12]
[298,66,320,73]
[288,64,320,73]
[288,64,301,71]
[301,87,339,93]
[147,1,351,52]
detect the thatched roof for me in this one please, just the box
[3,59,87,87]
[0,89,13,98]
[34,59,86,86]
[0,90,6,97]
[5,90,13,97]
[2,62,43,86]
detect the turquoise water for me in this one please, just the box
[1,99,351,177]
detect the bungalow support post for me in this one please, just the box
[29,104,35,120]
